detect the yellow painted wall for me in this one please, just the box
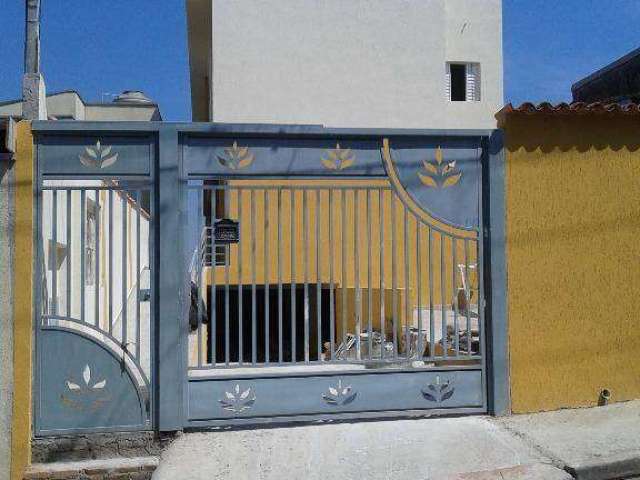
[11,121,33,480]
[503,115,640,413]
[199,178,479,352]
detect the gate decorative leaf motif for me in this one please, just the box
[79,140,119,169]
[217,142,255,170]
[417,147,462,189]
[61,364,110,412]
[321,143,356,170]
[65,364,107,392]
[322,379,358,406]
[421,375,455,404]
[219,384,256,413]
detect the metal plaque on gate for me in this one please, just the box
[214,219,240,244]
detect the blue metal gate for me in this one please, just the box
[181,133,488,426]
[32,123,506,434]
[34,133,155,435]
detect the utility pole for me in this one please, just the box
[24,0,40,74]
[22,0,47,120]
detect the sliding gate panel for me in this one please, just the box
[34,135,155,435]
[182,135,486,426]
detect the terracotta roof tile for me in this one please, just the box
[496,101,640,124]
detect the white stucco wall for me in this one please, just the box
[207,0,502,129]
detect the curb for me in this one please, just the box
[564,452,640,480]
[438,463,573,480]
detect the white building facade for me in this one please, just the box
[187,0,503,129]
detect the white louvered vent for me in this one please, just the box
[445,63,452,101]
[466,63,481,102]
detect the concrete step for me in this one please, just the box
[153,416,551,479]
[23,456,159,480]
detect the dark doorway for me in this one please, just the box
[206,285,333,364]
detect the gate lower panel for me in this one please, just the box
[187,368,483,426]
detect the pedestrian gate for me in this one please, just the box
[32,124,501,434]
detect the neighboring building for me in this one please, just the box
[186,0,503,129]
[572,47,640,104]
[0,89,162,121]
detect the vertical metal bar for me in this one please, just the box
[303,190,310,363]
[108,190,113,335]
[417,219,423,359]
[465,238,471,355]
[441,234,447,358]
[315,189,322,361]
[94,190,100,327]
[122,191,128,349]
[277,188,283,363]
[136,191,141,359]
[478,236,485,359]
[476,137,487,408]
[237,189,243,365]
[290,189,296,363]
[429,228,435,358]
[211,187,217,365]
[196,191,203,367]
[403,206,410,359]
[329,189,335,360]
[157,126,183,430]
[148,183,155,415]
[379,189,385,360]
[251,189,257,365]
[354,189,361,360]
[66,190,71,318]
[391,194,398,358]
[453,237,459,356]
[341,190,347,353]
[366,189,373,360]
[80,190,86,324]
[263,189,269,365]
[51,190,58,315]
[224,240,230,366]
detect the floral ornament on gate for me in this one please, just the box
[61,364,110,412]
[217,141,255,170]
[219,384,256,413]
[421,375,455,404]
[322,379,358,406]
[79,140,119,169]
[417,147,462,189]
[321,143,356,171]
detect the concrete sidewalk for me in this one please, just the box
[153,401,640,480]
[496,400,640,480]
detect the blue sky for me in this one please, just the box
[1,0,639,121]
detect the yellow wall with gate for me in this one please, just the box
[502,114,640,413]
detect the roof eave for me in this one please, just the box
[186,0,212,122]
